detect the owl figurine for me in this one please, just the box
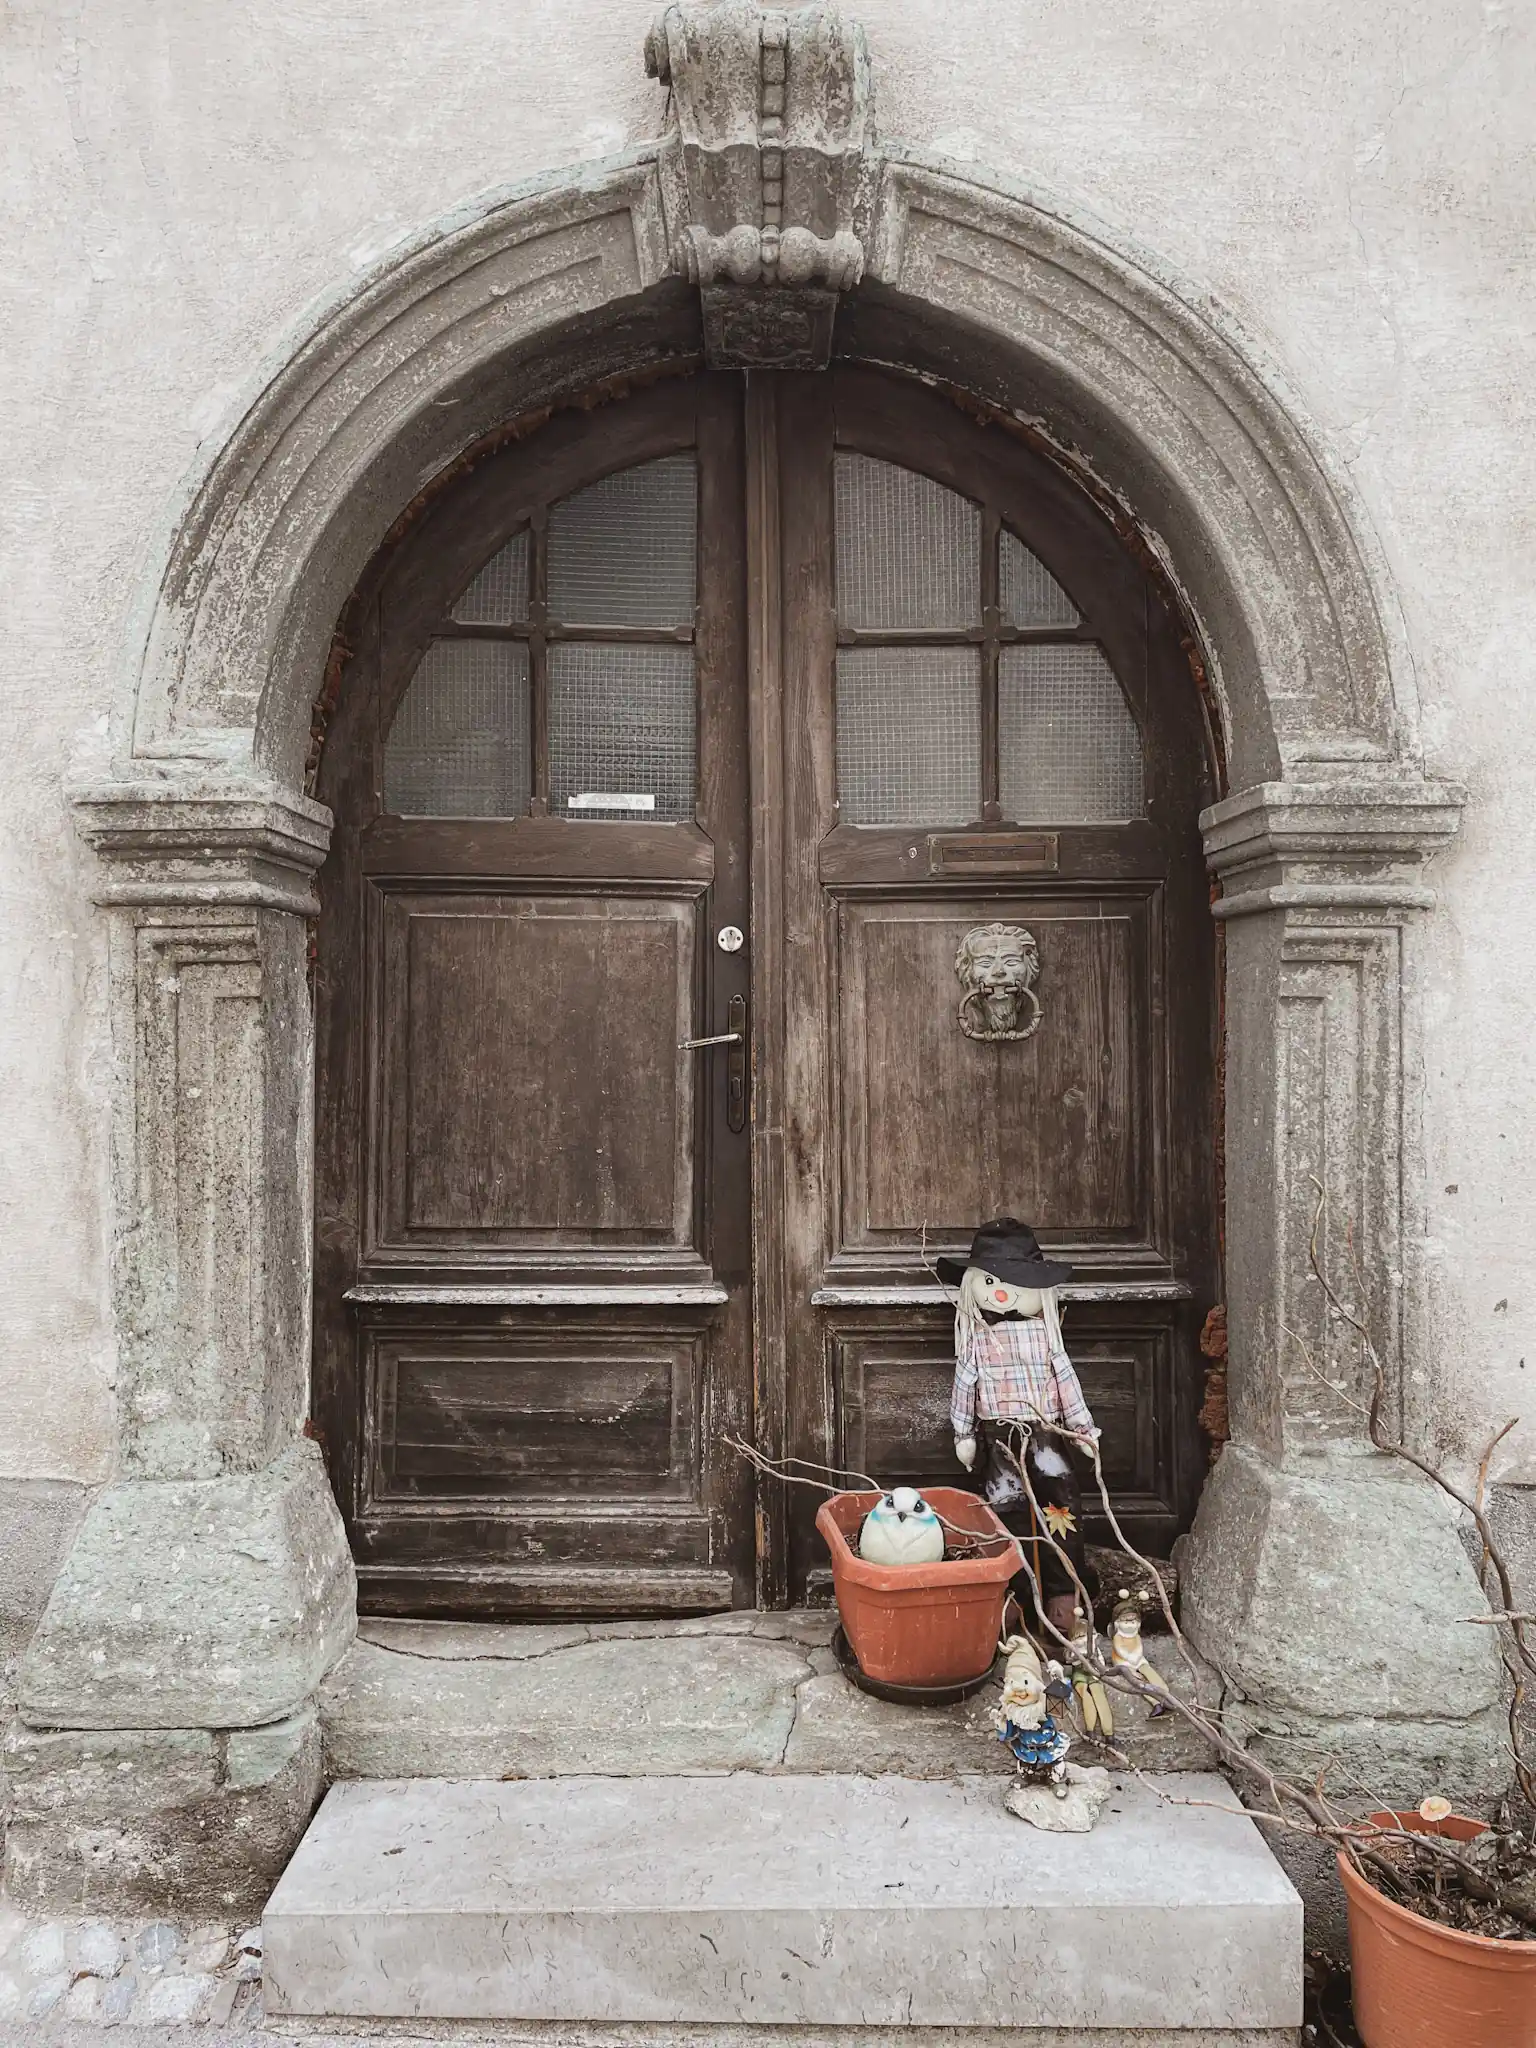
[993,1634,1072,1793]
[858,1486,946,1566]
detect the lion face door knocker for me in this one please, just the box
[955,922,1042,1043]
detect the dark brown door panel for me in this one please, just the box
[360,1324,705,1507]
[833,891,1155,1257]
[370,887,700,1252]
[832,1306,1191,1553]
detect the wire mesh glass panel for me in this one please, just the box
[549,643,696,822]
[451,529,529,624]
[384,640,531,817]
[835,454,980,630]
[1000,529,1079,628]
[836,647,981,824]
[999,645,1144,821]
[547,456,697,626]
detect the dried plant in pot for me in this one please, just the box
[953,1184,1536,2048]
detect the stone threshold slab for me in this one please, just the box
[321,1615,1217,1781]
[263,1773,1300,2031]
[267,2026,1299,2046]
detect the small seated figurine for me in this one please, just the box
[1067,1606,1114,1740]
[1111,1588,1172,1716]
[939,1218,1099,1637]
[993,1634,1072,1794]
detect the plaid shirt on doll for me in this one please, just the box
[950,1313,1097,1439]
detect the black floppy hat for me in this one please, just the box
[936,1216,1073,1291]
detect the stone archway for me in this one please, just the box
[11,5,1501,1912]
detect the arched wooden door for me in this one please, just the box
[312,367,1218,1616]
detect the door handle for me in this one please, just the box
[680,994,748,1132]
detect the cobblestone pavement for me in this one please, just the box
[0,1906,264,2032]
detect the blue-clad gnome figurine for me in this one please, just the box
[994,1635,1072,1794]
[939,1218,1099,1638]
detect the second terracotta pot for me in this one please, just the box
[1339,1810,1536,2048]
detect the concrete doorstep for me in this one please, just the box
[262,1772,1302,2040]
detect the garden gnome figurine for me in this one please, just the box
[1111,1588,1172,1715]
[993,1635,1072,1792]
[858,1486,945,1566]
[940,1218,1099,1636]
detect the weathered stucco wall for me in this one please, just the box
[1,0,1532,1611]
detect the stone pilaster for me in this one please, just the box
[1179,779,1506,1804]
[8,783,355,1912]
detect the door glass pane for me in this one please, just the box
[548,456,697,626]
[836,647,981,824]
[1000,530,1079,627]
[549,643,696,822]
[999,645,1143,820]
[384,640,531,817]
[451,530,529,624]
[835,454,980,629]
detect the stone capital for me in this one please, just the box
[72,779,333,917]
[1203,777,1465,921]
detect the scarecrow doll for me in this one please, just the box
[938,1217,1098,1638]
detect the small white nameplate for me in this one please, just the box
[567,792,656,812]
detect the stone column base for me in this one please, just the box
[1177,1440,1507,1806]
[15,1441,355,1732]
[2,1707,322,1918]
[2,1441,353,1917]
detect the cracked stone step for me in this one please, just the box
[263,1772,1303,2034]
[323,1614,1219,1783]
[321,1628,813,1778]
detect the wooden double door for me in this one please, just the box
[313,367,1218,1617]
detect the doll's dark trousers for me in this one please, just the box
[977,1420,1089,1610]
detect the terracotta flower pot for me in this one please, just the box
[1338,1809,1536,2048]
[816,1487,1022,1688]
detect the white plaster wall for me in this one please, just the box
[1,0,1533,1484]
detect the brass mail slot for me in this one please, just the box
[928,831,1059,877]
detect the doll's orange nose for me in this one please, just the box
[994,1288,1008,1302]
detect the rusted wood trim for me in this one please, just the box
[362,818,717,882]
[815,821,1166,885]
[357,1563,735,1619]
[346,1283,730,1306]
[434,621,696,647]
[810,1281,1193,1306]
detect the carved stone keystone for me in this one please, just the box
[645,0,874,367]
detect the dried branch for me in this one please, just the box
[1295,1178,1536,1813]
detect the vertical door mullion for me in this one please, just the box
[980,505,1001,823]
[745,371,791,1609]
[528,508,550,814]
[695,372,757,1607]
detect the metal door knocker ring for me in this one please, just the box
[955,923,1043,1042]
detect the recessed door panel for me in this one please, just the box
[364,1322,702,1503]
[833,1311,1181,1549]
[373,890,697,1249]
[837,894,1149,1253]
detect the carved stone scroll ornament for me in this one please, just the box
[644,0,873,368]
[955,923,1043,1043]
